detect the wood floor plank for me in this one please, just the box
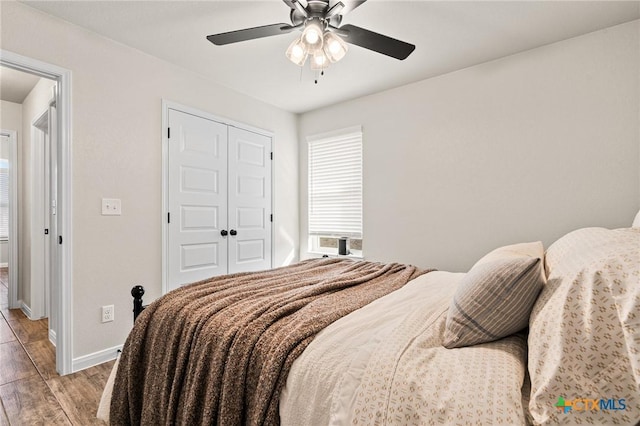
[24,340,57,381]
[0,341,38,386]
[0,318,16,345]
[7,316,48,344]
[1,307,25,323]
[0,375,71,425]
[84,360,115,380]
[47,368,109,425]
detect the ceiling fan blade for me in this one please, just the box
[207,23,294,46]
[339,24,415,60]
[336,0,367,15]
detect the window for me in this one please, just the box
[0,159,8,240]
[308,126,362,256]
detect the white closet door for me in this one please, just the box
[227,127,272,274]
[168,109,228,290]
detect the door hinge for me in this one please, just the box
[270,152,273,160]
[168,212,171,224]
[58,236,63,245]
[270,214,273,222]
[44,229,49,235]
[167,127,171,139]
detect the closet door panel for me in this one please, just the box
[168,109,228,290]
[227,127,272,274]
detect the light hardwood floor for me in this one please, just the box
[0,268,114,425]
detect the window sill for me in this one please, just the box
[308,251,364,260]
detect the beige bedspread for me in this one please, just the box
[109,258,428,425]
[280,271,530,425]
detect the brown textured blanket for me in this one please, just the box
[110,258,429,426]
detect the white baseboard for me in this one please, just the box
[20,301,32,319]
[72,344,122,373]
[0,262,7,268]
[49,329,57,347]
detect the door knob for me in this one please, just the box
[229,229,237,236]
[220,229,228,236]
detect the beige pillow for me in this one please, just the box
[472,241,544,269]
[443,256,544,349]
[472,240,546,283]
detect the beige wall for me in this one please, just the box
[1,2,299,359]
[299,20,640,272]
[0,100,22,138]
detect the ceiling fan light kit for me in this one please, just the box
[287,17,349,70]
[323,31,348,63]
[286,38,308,66]
[302,18,324,48]
[311,49,329,70]
[207,0,415,81]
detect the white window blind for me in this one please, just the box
[308,126,362,238]
[0,160,8,240]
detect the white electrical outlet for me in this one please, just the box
[101,198,122,216]
[101,305,114,323]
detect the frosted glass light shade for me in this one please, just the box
[302,19,324,51]
[286,37,308,66]
[310,50,329,70]
[323,32,348,63]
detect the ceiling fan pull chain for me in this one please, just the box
[314,68,327,84]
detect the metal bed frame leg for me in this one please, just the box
[131,285,145,323]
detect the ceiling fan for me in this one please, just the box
[206,0,415,71]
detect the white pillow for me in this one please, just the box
[632,209,640,228]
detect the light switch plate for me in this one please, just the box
[101,198,122,216]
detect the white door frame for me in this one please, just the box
[0,130,18,310]
[1,50,73,376]
[161,100,274,294]
[31,109,50,320]
[31,104,55,322]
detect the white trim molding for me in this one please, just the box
[30,109,48,319]
[0,49,74,376]
[72,344,122,373]
[49,328,57,347]
[20,301,32,319]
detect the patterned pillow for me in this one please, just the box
[528,228,640,425]
[443,257,544,349]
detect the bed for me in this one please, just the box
[99,224,639,425]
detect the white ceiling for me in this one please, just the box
[0,66,42,104]
[20,1,640,113]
